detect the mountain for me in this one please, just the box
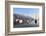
[13,13,34,20]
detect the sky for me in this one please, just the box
[13,8,39,19]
